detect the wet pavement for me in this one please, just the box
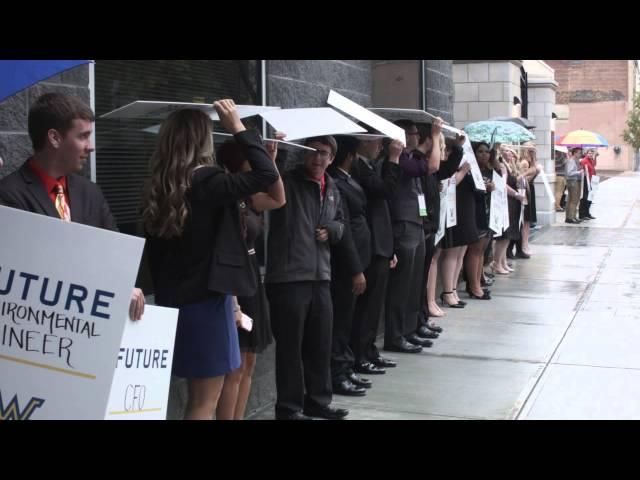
[252,172,640,420]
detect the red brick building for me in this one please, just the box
[545,60,639,171]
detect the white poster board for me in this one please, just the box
[446,176,457,227]
[588,175,600,202]
[435,178,449,245]
[489,171,505,235]
[105,305,178,420]
[259,108,366,142]
[367,108,463,137]
[0,206,144,420]
[502,168,510,232]
[538,168,555,207]
[459,137,486,191]
[327,90,406,147]
[142,126,317,151]
[100,100,280,121]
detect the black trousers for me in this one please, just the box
[385,221,425,347]
[267,281,333,415]
[330,264,357,383]
[418,234,438,328]
[579,176,592,217]
[351,255,390,364]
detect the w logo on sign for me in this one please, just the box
[0,392,45,420]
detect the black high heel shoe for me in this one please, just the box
[466,284,490,296]
[452,289,467,306]
[481,277,494,287]
[468,290,492,300]
[440,292,464,308]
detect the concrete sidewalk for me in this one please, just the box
[253,172,640,420]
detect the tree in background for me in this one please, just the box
[623,92,640,150]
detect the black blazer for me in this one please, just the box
[146,129,279,308]
[0,162,118,231]
[328,165,371,274]
[351,155,401,259]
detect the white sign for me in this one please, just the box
[459,137,486,191]
[588,175,600,202]
[538,169,555,207]
[100,100,280,121]
[489,171,505,235]
[446,176,457,227]
[327,90,406,146]
[435,178,449,245]
[142,126,317,151]
[503,174,510,233]
[0,206,144,420]
[259,108,366,142]
[105,305,178,420]
[368,108,463,136]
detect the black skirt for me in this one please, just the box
[443,174,479,248]
[524,181,537,223]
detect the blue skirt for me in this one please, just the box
[172,295,241,378]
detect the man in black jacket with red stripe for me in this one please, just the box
[266,135,349,421]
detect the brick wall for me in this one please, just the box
[546,60,629,104]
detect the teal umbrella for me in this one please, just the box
[464,120,536,144]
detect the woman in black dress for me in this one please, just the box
[463,142,495,300]
[215,133,286,420]
[440,154,475,308]
[422,131,463,320]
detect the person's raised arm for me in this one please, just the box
[251,131,286,212]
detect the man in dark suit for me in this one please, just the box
[350,132,404,372]
[0,92,145,320]
[327,136,371,397]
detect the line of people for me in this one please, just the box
[0,92,544,421]
[142,104,549,420]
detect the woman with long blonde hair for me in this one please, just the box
[509,143,539,258]
[490,147,526,274]
[143,99,280,420]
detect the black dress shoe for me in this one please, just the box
[354,361,386,375]
[515,251,531,259]
[333,379,366,397]
[372,356,397,368]
[587,214,596,220]
[417,325,439,339]
[406,333,433,347]
[506,250,516,259]
[347,372,373,388]
[275,411,316,420]
[384,339,423,354]
[565,218,580,224]
[348,371,372,388]
[304,405,349,420]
